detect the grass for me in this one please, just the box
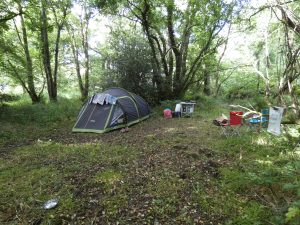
[0,96,300,224]
[0,98,81,148]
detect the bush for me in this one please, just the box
[252,96,268,111]
[225,87,254,99]
[285,111,298,124]
[0,93,20,103]
[0,97,81,126]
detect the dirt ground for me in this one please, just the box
[1,115,236,224]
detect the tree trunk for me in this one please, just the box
[127,0,226,100]
[18,3,40,104]
[40,0,56,102]
[264,26,271,100]
[81,10,90,100]
[69,31,85,99]
[67,5,90,102]
[256,75,260,93]
[52,4,68,101]
[52,23,63,101]
[167,3,183,97]
[203,68,211,96]
[277,22,300,117]
[215,23,231,96]
[142,17,165,98]
[289,82,300,117]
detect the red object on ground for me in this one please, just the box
[229,111,243,125]
[164,109,172,119]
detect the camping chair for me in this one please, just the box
[261,108,269,128]
[219,111,243,137]
[245,112,262,132]
[245,108,269,132]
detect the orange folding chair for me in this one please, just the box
[220,111,243,137]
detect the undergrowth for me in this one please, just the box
[0,95,299,224]
[0,97,81,147]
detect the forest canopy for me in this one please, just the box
[0,0,299,113]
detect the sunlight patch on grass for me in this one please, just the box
[145,134,157,139]
[186,126,197,130]
[255,159,273,165]
[94,170,123,185]
[255,137,269,146]
[277,147,300,160]
[163,127,176,133]
[284,126,300,138]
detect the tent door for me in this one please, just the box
[110,105,125,127]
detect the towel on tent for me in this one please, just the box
[91,94,117,105]
[267,107,284,136]
[106,94,117,105]
[91,93,106,104]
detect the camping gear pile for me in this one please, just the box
[163,101,196,119]
[73,88,150,133]
[163,108,173,119]
[213,107,284,137]
[213,111,243,137]
[180,102,196,117]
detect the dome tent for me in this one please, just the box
[72,88,150,133]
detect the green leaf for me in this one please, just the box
[283,183,299,190]
[285,207,300,222]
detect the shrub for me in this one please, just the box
[0,97,81,126]
[0,93,20,103]
[252,96,268,111]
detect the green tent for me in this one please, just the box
[72,88,150,133]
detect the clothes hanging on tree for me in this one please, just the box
[267,107,284,136]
